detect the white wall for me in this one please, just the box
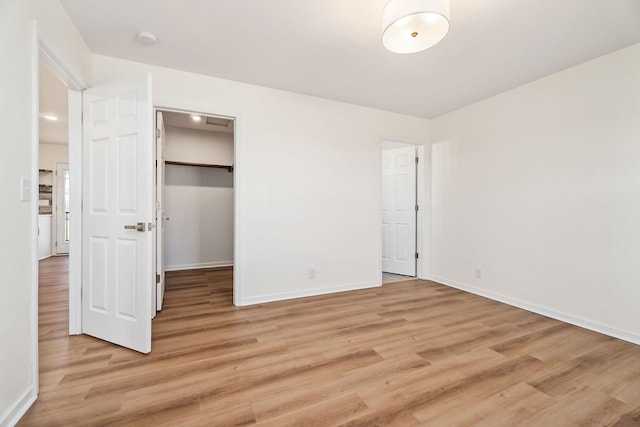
[165,126,233,166]
[165,165,234,270]
[93,54,430,305]
[39,142,68,178]
[164,127,234,270]
[37,215,52,261]
[0,1,91,425]
[430,43,640,344]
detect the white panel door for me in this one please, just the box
[382,145,417,276]
[82,74,153,354]
[156,111,166,311]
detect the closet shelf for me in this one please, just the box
[165,160,233,172]
[39,169,53,173]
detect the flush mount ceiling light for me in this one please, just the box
[135,31,158,46]
[382,0,450,54]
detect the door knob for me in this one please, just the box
[124,222,145,232]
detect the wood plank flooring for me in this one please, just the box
[20,256,640,426]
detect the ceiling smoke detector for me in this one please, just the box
[136,31,158,46]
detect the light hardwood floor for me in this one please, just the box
[20,256,640,426]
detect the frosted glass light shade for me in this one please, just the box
[382,0,450,54]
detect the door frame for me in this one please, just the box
[379,137,430,280]
[37,34,85,337]
[34,50,87,335]
[38,38,87,338]
[31,24,87,400]
[154,103,242,306]
[381,143,418,276]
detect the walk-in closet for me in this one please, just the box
[160,111,235,273]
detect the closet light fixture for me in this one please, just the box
[43,114,59,121]
[191,114,202,122]
[382,0,450,54]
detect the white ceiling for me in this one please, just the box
[39,63,68,144]
[61,0,640,118]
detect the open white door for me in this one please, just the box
[156,111,166,310]
[382,145,417,276]
[81,74,154,353]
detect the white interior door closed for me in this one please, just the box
[55,162,70,254]
[81,74,154,353]
[382,145,417,276]
[156,111,166,310]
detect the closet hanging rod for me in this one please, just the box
[165,160,233,172]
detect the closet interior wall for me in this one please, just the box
[164,124,234,271]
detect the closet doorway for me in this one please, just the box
[156,110,235,309]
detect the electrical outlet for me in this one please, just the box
[474,268,482,279]
[308,268,316,279]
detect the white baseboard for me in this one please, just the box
[1,385,36,427]
[238,280,381,306]
[429,275,640,346]
[165,261,233,272]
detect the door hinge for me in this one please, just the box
[156,128,161,138]
[415,252,419,259]
[156,274,160,284]
[415,157,419,164]
[415,205,419,212]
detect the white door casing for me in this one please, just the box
[55,162,70,254]
[81,73,153,353]
[156,111,166,310]
[382,145,417,276]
